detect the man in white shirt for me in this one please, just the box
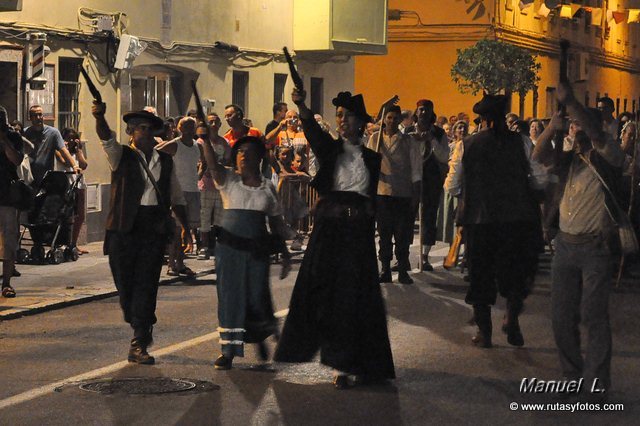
[368,105,421,284]
[92,103,189,365]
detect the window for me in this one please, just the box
[616,98,620,115]
[274,73,287,104]
[58,58,82,130]
[232,71,249,115]
[623,98,628,113]
[545,87,556,118]
[130,75,170,117]
[585,91,590,107]
[633,99,636,115]
[310,77,324,115]
[532,88,538,118]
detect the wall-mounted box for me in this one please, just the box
[293,0,388,55]
[0,1,22,11]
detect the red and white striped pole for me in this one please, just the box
[28,32,49,90]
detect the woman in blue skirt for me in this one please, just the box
[201,135,291,370]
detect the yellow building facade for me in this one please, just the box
[356,0,640,120]
[0,0,387,242]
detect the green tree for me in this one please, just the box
[450,39,541,97]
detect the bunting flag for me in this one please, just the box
[591,8,603,25]
[559,4,582,19]
[524,3,640,26]
[538,2,551,17]
[627,9,640,23]
[613,11,629,24]
[519,0,534,10]
[570,3,581,17]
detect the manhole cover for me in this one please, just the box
[79,378,197,395]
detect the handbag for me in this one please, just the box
[133,150,177,240]
[9,179,34,211]
[579,154,639,256]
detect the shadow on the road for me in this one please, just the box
[270,379,402,425]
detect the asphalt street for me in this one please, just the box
[0,242,639,425]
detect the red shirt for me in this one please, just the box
[223,127,263,147]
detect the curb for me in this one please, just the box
[0,268,216,321]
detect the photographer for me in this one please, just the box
[55,128,88,254]
[267,110,309,170]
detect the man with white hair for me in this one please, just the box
[157,116,204,277]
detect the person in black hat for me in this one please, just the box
[91,103,190,364]
[274,89,395,389]
[444,93,541,348]
[411,99,450,271]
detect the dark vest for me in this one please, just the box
[461,129,538,225]
[106,146,173,233]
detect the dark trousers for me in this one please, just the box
[552,233,612,390]
[107,207,167,329]
[421,174,443,246]
[376,196,413,270]
[465,221,539,306]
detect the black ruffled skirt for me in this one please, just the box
[274,192,395,379]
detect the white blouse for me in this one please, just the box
[332,142,370,197]
[216,169,282,216]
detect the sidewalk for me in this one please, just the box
[0,241,215,320]
[0,239,451,321]
[2,237,636,321]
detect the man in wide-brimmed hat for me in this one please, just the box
[92,104,189,365]
[444,93,541,349]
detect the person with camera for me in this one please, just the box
[0,106,26,298]
[56,128,88,255]
[91,102,190,365]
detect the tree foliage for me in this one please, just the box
[450,39,541,96]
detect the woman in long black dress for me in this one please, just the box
[274,89,395,389]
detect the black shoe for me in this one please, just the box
[214,354,233,370]
[504,299,524,347]
[332,375,352,390]
[379,269,392,283]
[471,330,493,348]
[422,262,434,272]
[128,339,155,364]
[398,271,414,285]
[12,268,20,277]
[390,263,400,272]
[257,341,269,361]
[472,305,492,348]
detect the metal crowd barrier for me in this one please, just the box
[276,175,317,234]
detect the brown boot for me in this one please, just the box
[128,338,155,364]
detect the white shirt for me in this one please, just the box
[172,137,201,192]
[216,169,281,216]
[100,133,185,206]
[332,141,369,197]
